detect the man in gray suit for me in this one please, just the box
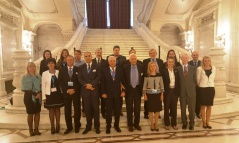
[177,53,197,130]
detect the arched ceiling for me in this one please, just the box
[150,0,202,20]
[18,0,73,21]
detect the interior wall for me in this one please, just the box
[33,24,64,60]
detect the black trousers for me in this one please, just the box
[144,101,148,116]
[100,97,106,116]
[64,94,81,130]
[163,88,178,126]
[106,97,122,129]
[195,86,201,115]
[82,93,100,130]
[125,86,141,127]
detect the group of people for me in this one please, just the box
[21,45,216,136]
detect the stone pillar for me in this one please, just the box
[11,16,32,107]
[209,46,227,98]
[0,78,7,97]
[0,25,7,97]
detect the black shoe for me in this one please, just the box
[182,124,187,130]
[196,114,201,119]
[203,125,208,129]
[120,112,124,116]
[144,115,149,119]
[64,129,72,134]
[75,128,80,133]
[29,130,35,136]
[106,128,110,134]
[189,126,194,130]
[128,126,133,132]
[114,127,121,132]
[134,126,142,131]
[95,129,101,134]
[82,129,90,135]
[34,130,41,135]
[207,125,212,129]
[51,127,56,135]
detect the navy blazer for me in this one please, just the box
[122,62,144,96]
[58,66,81,96]
[92,58,108,69]
[188,60,201,67]
[78,62,101,96]
[101,67,123,98]
[161,68,180,97]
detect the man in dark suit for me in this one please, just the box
[142,49,164,119]
[78,51,101,134]
[177,53,197,130]
[188,51,201,119]
[122,53,144,132]
[107,45,126,68]
[92,48,108,119]
[107,45,126,116]
[58,55,81,134]
[101,56,125,134]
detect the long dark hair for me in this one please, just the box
[166,49,178,63]
[42,50,52,60]
[60,49,69,61]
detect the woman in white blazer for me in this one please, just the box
[42,58,64,134]
[197,56,216,129]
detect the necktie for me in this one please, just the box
[87,64,91,73]
[69,67,73,78]
[184,66,187,77]
[98,58,100,64]
[112,68,115,80]
[194,62,197,67]
[131,66,137,88]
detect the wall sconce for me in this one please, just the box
[215,34,225,47]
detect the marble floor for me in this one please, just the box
[0,92,239,143]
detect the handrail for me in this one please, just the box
[133,18,190,62]
[34,18,87,68]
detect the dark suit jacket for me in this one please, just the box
[92,58,108,69]
[58,66,81,96]
[39,60,48,76]
[143,58,164,75]
[122,63,144,96]
[107,55,126,68]
[177,65,197,97]
[161,68,180,97]
[101,67,123,98]
[78,62,101,97]
[188,60,201,67]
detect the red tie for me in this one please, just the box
[184,66,187,77]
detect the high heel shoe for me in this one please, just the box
[55,125,60,133]
[155,124,159,132]
[29,129,35,136]
[51,127,55,134]
[150,124,154,131]
[206,124,212,129]
[34,129,41,135]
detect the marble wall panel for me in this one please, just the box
[1,27,16,76]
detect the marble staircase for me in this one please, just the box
[79,29,150,61]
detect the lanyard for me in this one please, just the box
[50,70,56,87]
[30,76,37,92]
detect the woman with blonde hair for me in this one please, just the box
[197,56,216,129]
[143,62,164,131]
[21,62,42,136]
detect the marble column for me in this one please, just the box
[226,0,239,92]
[11,18,32,107]
[0,25,7,97]
[209,46,227,98]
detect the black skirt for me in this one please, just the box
[199,87,215,106]
[24,92,41,114]
[146,93,162,112]
[44,76,64,109]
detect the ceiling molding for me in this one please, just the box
[165,0,195,15]
[20,0,58,14]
